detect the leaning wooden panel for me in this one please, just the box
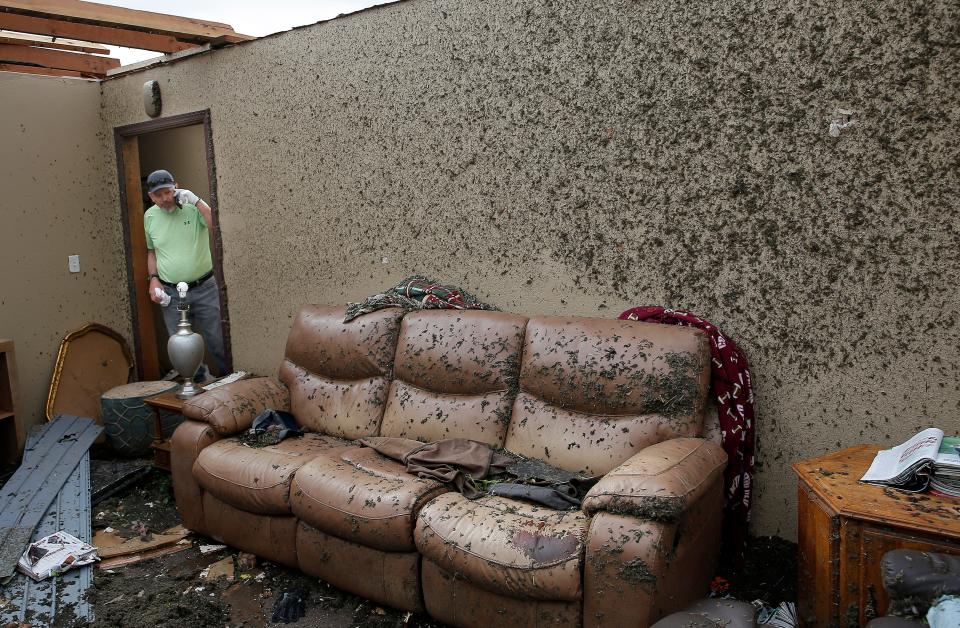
[46,323,133,431]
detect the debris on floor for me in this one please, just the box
[93,524,189,560]
[90,459,152,506]
[756,600,798,627]
[201,556,235,582]
[237,552,257,571]
[199,544,227,555]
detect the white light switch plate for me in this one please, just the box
[68,255,80,273]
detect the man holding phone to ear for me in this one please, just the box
[144,169,226,377]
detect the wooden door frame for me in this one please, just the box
[114,109,232,380]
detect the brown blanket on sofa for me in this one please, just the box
[359,437,512,498]
[358,437,599,508]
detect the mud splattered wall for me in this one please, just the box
[0,73,131,442]
[99,0,960,537]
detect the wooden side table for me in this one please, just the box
[794,444,960,627]
[144,390,186,472]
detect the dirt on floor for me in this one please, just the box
[93,469,180,534]
[716,535,798,607]
[86,546,446,628]
[78,471,795,627]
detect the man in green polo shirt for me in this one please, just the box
[145,169,226,376]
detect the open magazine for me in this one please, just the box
[861,428,960,495]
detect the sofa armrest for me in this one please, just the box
[182,376,290,436]
[582,438,727,522]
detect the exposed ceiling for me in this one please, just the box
[0,0,252,79]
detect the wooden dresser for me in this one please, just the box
[794,445,960,627]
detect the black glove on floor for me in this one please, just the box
[271,588,306,624]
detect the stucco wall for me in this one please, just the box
[0,72,132,444]
[99,0,960,538]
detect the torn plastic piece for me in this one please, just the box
[829,109,856,137]
[928,595,960,628]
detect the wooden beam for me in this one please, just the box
[0,61,83,76]
[0,43,118,74]
[0,1,252,44]
[0,14,195,52]
[0,30,110,54]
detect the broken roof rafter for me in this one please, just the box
[0,42,118,75]
[0,0,251,59]
[0,30,110,54]
[0,61,82,76]
[0,12,193,52]
[0,0,252,79]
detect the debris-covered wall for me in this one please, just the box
[0,73,132,441]
[98,0,960,537]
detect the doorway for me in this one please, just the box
[114,110,232,380]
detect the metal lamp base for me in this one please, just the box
[177,380,201,399]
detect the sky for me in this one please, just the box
[99,1,392,65]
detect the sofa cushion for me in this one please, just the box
[291,446,448,552]
[297,521,425,613]
[202,493,298,568]
[379,310,527,446]
[415,492,590,602]
[422,560,582,628]
[279,305,404,439]
[193,433,351,515]
[504,316,710,475]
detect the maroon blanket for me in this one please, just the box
[619,306,755,561]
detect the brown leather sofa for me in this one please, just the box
[170,305,728,627]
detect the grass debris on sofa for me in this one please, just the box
[169,305,728,628]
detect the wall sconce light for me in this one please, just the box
[143,80,162,118]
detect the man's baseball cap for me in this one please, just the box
[147,169,176,193]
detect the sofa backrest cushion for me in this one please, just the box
[503,316,710,475]
[378,310,527,446]
[278,305,404,439]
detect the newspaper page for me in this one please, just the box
[861,427,944,486]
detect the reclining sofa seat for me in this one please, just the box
[170,304,728,628]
